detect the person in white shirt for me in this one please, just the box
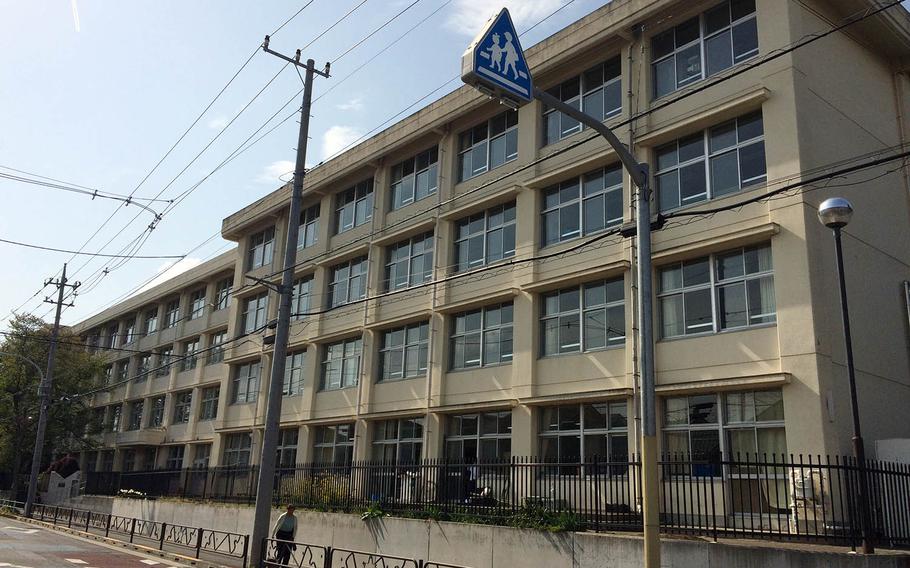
[271,505,297,565]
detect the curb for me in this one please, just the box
[2,512,237,568]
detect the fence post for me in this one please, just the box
[105,513,111,538]
[195,527,203,559]
[324,546,333,568]
[53,506,59,525]
[68,507,74,528]
[129,517,136,543]
[241,534,249,568]
[159,522,166,550]
[85,510,91,532]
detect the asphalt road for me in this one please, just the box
[0,517,185,568]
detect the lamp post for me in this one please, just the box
[817,197,874,554]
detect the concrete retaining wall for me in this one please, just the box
[64,496,910,567]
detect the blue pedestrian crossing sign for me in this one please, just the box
[461,8,533,104]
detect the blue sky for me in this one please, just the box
[0,0,599,329]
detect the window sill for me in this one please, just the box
[377,374,426,384]
[657,322,776,343]
[317,385,358,393]
[538,343,625,360]
[447,361,513,374]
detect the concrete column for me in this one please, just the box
[424,411,445,460]
[511,404,536,457]
[357,329,377,416]
[298,424,315,463]
[427,312,446,408]
[511,292,536,400]
[300,343,320,420]
[354,418,371,461]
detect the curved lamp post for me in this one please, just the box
[817,197,874,554]
[0,351,45,515]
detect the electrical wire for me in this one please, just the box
[0,238,185,259]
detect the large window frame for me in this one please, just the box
[231,361,261,404]
[180,338,200,372]
[313,424,355,466]
[150,396,165,427]
[541,164,623,247]
[651,0,758,99]
[222,433,252,467]
[334,179,374,234]
[655,111,766,213]
[163,299,180,329]
[207,330,227,365]
[320,338,362,391]
[450,302,513,370]
[458,111,518,182]
[454,202,516,273]
[156,346,173,377]
[379,322,429,382]
[390,146,439,210]
[283,351,305,396]
[199,386,219,421]
[242,292,269,334]
[172,391,192,424]
[543,57,622,146]
[127,400,144,431]
[445,411,512,462]
[143,308,158,336]
[372,418,424,464]
[248,227,275,270]
[298,204,320,249]
[290,275,314,321]
[276,429,299,468]
[539,401,629,475]
[215,277,233,311]
[385,232,434,291]
[541,278,626,356]
[166,446,184,470]
[658,243,775,339]
[329,257,367,308]
[188,289,206,320]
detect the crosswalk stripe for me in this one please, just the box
[64,560,88,565]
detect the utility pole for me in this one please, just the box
[25,263,79,518]
[249,36,329,566]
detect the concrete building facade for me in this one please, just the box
[74,0,910,490]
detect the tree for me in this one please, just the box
[0,314,106,493]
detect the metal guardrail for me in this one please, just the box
[30,503,249,565]
[260,539,472,568]
[0,499,25,514]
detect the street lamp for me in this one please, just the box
[817,197,874,554]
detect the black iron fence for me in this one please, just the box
[83,454,910,550]
[261,539,471,568]
[29,502,249,565]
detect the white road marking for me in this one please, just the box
[0,562,35,568]
[139,561,160,566]
[64,560,88,565]
[2,526,39,535]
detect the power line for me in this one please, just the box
[330,0,423,63]
[0,238,185,259]
[0,168,173,204]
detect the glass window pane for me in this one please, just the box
[732,18,758,62]
[584,311,607,350]
[678,134,705,162]
[710,151,740,197]
[705,31,733,77]
[705,3,731,33]
[559,288,580,312]
[685,288,713,332]
[709,121,738,153]
[725,391,755,423]
[683,258,710,285]
[653,59,675,98]
[652,29,675,60]
[716,250,745,280]
[583,89,603,122]
[757,427,787,457]
[584,403,608,430]
[583,194,605,235]
[665,397,688,426]
[584,282,606,306]
[689,395,718,424]
[675,17,700,45]
[542,318,559,356]
[657,173,680,212]
[559,313,580,352]
[679,162,707,203]
[665,431,689,457]
[747,276,776,323]
[606,305,625,342]
[560,435,581,461]
[584,434,607,461]
[609,403,628,428]
[676,44,702,86]
[739,141,767,184]
[728,429,758,459]
[732,0,756,20]
[691,429,721,461]
[660,295,685,338]
[755,390,784,421]
[718,283,748,329]
[558,405,581,430]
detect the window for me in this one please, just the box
[123,449,137,472]
[242,292,269,334]
[122,319,136,345]
[313,424,355,465]
[541,164,623,246]
[166,446,184,470]
[379,322,429,381]
[290,276,313,321]
[222,433,252,467]
[207,330,227,365]
[150,396,165,427]
[127,400,144,431]
[231,361,261,403]
[652,0,758,98]
[391,146,439,209]
[136,354,152,382]
[181,338,200,372]
[372,418,423,463]
[116,360,129,383]
[215,277,233,311]
[541,278,625,356]
[283,351,305,396]
[450,302,513,369]
[385,232,434,291]
[105,323,118,349]
[173,391,192,424]
[458,110,518,181]
[156,347,173,377]
[248,227,275,269]
[276,429,299,468]
[329,257,367,308]
[656,111,766,212]
[109,404,122,432]
[189,289,206,320]
[334,179,374,234]
[663,389,785,477]
[454,202,516,272]
[84,451,97,473]
[199,386,219,421]
[298,204,320,249]
[192,444,211,468]
[445,412,512,462]
[144,308,158,336]
[103,365,113,384]
[320,338,362,390]
[540,402,629,473]
[543,57,622,145]
[101,451,115,472]
[658,243,775,338]
[164,299,180,328]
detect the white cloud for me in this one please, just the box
[256,160,295,184]
[336,97,364,112]
[446,0,565,36]
[321,125,363,161]
[207,115,229,130]
[138,258,204,293]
